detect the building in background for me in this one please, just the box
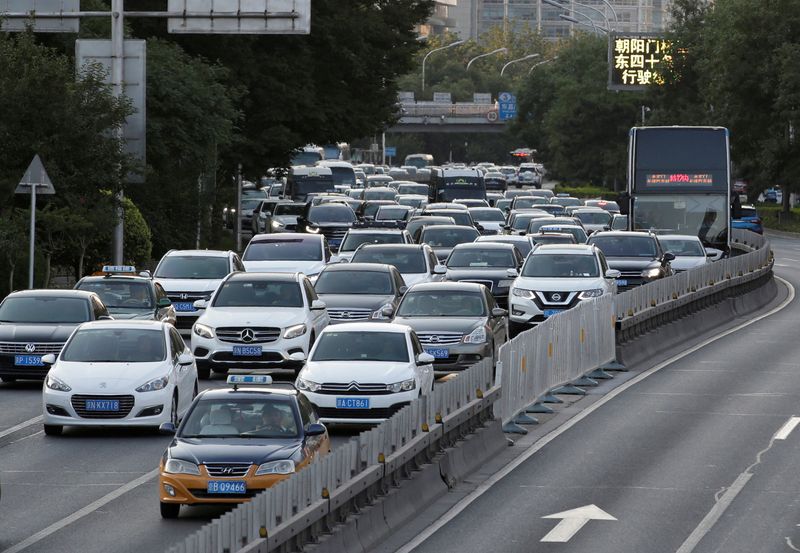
[449,0,674,41]
[418,0,460,37]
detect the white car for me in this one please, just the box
[153,250,244,336]
[657,234,712,272]
[295,323,435,424]
[332,228,414,263]
[242,234,329,279]
[350,243,444,287]
[509,244,619,328]
[41,320,199,435]
[191,272,329,379]
[468,207,507,235]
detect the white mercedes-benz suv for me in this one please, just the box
[190,272,329,378]
[509,244,619,329]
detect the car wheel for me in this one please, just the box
[44,424,62,436]
[160,502,180,519]
[170,394,179,427]
[0,376,17,383]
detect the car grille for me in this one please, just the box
[416,332,463,346]
[317,404,408,419]
[0,342,64,354]
[166,292,209,302]
[318,382,391,395]
[71,395,135,419]
[189,489,260,499]
[175,316,199,330]
[458,279,494,291]
[204,463,252,477]
[319,227,349,241]
[538,291,575,304]
[328,309,372,322]
[215,327,281,344]
[211,351,284,363]
[532,292,581,310]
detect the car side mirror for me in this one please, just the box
[289,351,307,362]
[97,315,113,321]
[381,306,395,318]
[159,422,177,435]
[177,352,193,366]
[398,285,408,295]
[605,269,621,279]
[41,354,56,365]
[433,265,447,275]
[417,352,435,365]
[491,307,508,318]
[157,297,172,308]
[663,252,676,262]
[506,268,518,278]
[193,299,208,310]
[305,423,327,437]
[311,299,327,310]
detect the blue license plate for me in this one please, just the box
[14,355,43,366]
[424,348,449,359]
[336,397,370,409]
[329,239,342,247]
[85,399,120,411]
[173,302,196,312]
[233,346,262,357]
[207,481,246,494]
[616,279,629,287]
[543,309,562,318]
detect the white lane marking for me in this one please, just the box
[0,469,158,553]
[540,505,616,543]
[394,276,795,553]
[0,416,43,440]
[774,416,800,440]
[786,537,800,552]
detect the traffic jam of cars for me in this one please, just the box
[0,157,726,519]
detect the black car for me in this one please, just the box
[419,224,482,263]
[357,200,397,221]
[296,203,358,252]
[314,263,407,323]
[442,243,523,308]
[74,272,175,324]
[0,290,111,381]
[587,231,675,290]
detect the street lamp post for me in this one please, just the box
[466,47,507,71]
[528,56,558,75]
[543,0,610,33]
[422,39,465,92]
[501,53,540,76]
[559,13,608,34]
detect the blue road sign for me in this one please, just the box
[498,91,517,121]
[385,146,397,157]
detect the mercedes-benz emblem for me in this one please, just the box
[551,293,562,302]
[240,328,255,343]
[24,343,36,353]
[179,293,189,300]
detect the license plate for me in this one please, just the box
[207,481,246,494]
[616,279,629,287]
[543,309,563,318]
[424,348,450,359]
[329,239,342,247]
[14,355,43,366]
[233,346,262,357]
[173,302,196,312]
[85,399,120,411]
[336,397,370,409]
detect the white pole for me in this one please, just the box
[236,164,243,252]
[28,184,36,289]
[382,132,386,166]
[111,0,125,265]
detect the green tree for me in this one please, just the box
[0,211,27,294]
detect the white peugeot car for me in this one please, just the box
[509,244,619,328]
[295,323,435,425]
[41,320,199,435]
[242,234,329,280]
[191,272,329,379]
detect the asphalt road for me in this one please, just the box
[374,232,800,553]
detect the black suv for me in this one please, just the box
[587,231,675,290]
[297,203,357,252]
[0,290,111,381]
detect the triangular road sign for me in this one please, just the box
[15,154,56,195]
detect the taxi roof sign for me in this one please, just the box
[102,265,137,274]
[227,375,274,388]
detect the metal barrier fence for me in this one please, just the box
[398,102,498,118]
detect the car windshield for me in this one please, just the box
[739,208,758,218]
[315,270,393,295]
[244,239,321,261]
[376,207,410,221]
[522,254,600,278]
[308,205,356,223]
[274,203,305,216]
[241,199,262,210]
[365,190,397,201]
[180,398,299,439]
[363,202,393,218]
[611,216,628,230]
[311,331,409,362]
[514,198,548,209]
[448,249,516,268]
[421,227,479,248]
[76,281,154,309]
[397,290,486,317]
[0,296,91,324]
[530,234,576,245]
[352,249,427,274]
[470,209,505,222]
[589,236,658,258]
[659,239,705,257]
[512,215,543,230]
[155,256,230,279]
[576,211,612,225]
[61,328,166,362]
[552,198,582,207]
[427,211,472,226]
[213,280,303,308]
[398,185,428,195]
[340,233,404,252]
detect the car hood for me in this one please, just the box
[51,360,167,388]
[0,323,79,342]
[169,438,301,465]
[273,215,299,225]
[445,268,514,284]
[317,294,395,310]
[401,273,433,287]
[583,223,609,233]
[106,309,154,320]
[301,361,414,384]
[603,258,661,271]
[433,247,454,261]
[243,260,325,276]
[513,276,608,292]
[477,222,505,232]
[155,278,221,294]
[198,308,307,328]
[670,256,708,271]
[392,316,485,334]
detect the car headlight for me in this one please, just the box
[295,377,321,392]
[164,459,201,475]
[283,323,307,339]
[193,323,214,339]
[387,378,416,393]
[272,220,284,229]
[463,326,488,344]
[136,375,169,393]
[579,288,605,299]
[371,303,394,319]
[306,226,321,234]
[511,288,535,299]
[45,374,71,392]
[641,267,661,279]
[255,459,295,475]
[497,279,515,288]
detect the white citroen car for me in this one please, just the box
[509,244,619,329]
[191,272,329,379]
[296,323,434,425]
[41,320,199,435]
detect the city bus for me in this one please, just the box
[285,166,335,202]
[625,126,731,252]
[429,167,487,203]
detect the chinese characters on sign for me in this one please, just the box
[498,91,517,121]
[608,33,673,90]
[646,173,714,186]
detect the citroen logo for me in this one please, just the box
[551,293,562,302]
[240,328,255,343]
[347,382,360,391]
[24,343,36,353]
[179,293,189,300]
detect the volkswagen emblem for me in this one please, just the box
[240,328,255,343]
[551,293,562,302]
[24,343,36,353]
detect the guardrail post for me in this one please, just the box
[550,384,586,395]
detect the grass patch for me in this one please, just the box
[754,203,800,233]
[553,184,618,199]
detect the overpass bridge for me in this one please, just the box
[388,102,509,133]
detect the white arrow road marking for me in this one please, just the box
[541,504,617,543]
[773,416,800,440]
